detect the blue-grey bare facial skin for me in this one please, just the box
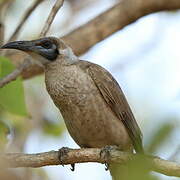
[1,38,59,61]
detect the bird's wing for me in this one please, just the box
[78,61,143,153]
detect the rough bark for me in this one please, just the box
[1,148,180,177]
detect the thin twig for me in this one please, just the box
[0,148,180,177]
[5,0,180,80]
[9,0,44,42]
[0,0,12,45]
[40,0,64,37]
[0,0,64,88]
[1,0,180,82]
[0,22,4,46]
[0,58,32,88]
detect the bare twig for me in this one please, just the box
[62,0,180,55]
[0,0,12,45]
[0,148,180,177]
[1,0,180,83]
[9,0,44,42]
[4,0,180,80]
[40,0,64,37]
[0,57,32,88]
[0,22,4,46]
[0,0,64,88]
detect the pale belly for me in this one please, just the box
[59,92,132,150]
[45,65,132,150]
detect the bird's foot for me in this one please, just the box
[58,147,75,171]
[58,147,70,166]
[100,145,119,171]
[70,163,75,171]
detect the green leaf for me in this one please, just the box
[146,123,174,153]
[0,119,10,150]
[110,155,160,180]
[0,56,27,116]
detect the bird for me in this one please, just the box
[1,37,144,178]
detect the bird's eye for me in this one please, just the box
[41,41,52,49]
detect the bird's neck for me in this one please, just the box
[45,56,78,72]
[59,47,78,65]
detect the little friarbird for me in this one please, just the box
[1,37,144,176]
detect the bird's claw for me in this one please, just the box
[58,147,70,166]
[70,163,75,171]
[100,145,119,171]
[58,147,76,171]
[105,163,109,171]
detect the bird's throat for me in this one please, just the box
[58,47,79,65]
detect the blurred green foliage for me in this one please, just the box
[0,56,27,116]
[111,123,176,180]
[43,118,65,137]
[146,123,174,153]
[0,0,5,4]
[111,156,159,180]
[0,119,10,149]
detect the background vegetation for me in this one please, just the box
[0,0,179,179]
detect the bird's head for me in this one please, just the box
[0,37,77,66]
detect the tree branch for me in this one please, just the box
[0,20,4,46]
[14,0,180,79]
[40,0,64,37]
[62,0,180,56]
[0,0,12,45]
[0,0,64,88]
[9,0,44,42]
[1,0,180,84]
[0,57,32,88]
[1,148,180,177]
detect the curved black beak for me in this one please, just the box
[0,40,35,51]
[0,38,58,61]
